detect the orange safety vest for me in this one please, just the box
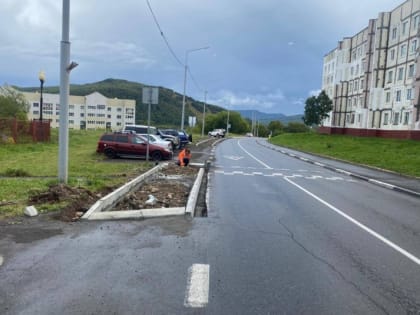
[178,149,191,166]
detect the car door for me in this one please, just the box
[129,135,147,157]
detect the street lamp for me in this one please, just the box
[201,90,207,137]
[181,46,209,130]
[38,70,45,121]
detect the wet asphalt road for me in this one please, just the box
[1,137,420,314]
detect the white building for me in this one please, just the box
[322,0,420,138]
[23,91,135,130]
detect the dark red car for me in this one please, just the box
[96,132,173,160]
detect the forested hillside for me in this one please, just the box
[19,78,225,127]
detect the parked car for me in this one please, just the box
[122,124,179,149]
[96,132,173,160]
[178,130,191,147]
[160,129,183,148]
[208,128,225,137]
[138,133,173,151]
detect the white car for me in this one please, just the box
[138,134,173,151]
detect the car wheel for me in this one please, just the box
[104,148,117,158]
[151,151,163,161]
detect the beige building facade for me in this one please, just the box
[322,0,420,134]
[23,91,135,130]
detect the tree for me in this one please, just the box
[303,90,332,126]
[0,86,29,120]
[205,111,249,134]
[267,120,284,136]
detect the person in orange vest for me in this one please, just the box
[177,147,192,166]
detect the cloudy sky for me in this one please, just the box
[0,0,404,115]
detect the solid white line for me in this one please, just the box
[184,264,210,308]
[284,177,420,266]
[368,179,395,189]
[238,140,272,169]
[0,255,3,266]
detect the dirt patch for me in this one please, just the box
[29,184,110,222]
[113,164,199,210]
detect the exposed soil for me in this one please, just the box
[113,164,198,210]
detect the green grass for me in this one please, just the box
[0,129,155,217]
[269,133,420,177]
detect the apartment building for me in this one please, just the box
[23,91,135,130]
[322,0,420,139]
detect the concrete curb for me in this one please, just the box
[87,207,185,221]
[82,163,167,220]
[257,140,420,198]
[82,162,206,221]
[185,168,205,217]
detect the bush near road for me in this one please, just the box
[269,133,420,178]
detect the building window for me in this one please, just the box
[408,64,415,78]
[396,90,402,102]
[386,92,391,103]
[398,67,404,81]
[407,88,412,100]
[117,108,122,112]
[384,113,389,125]
[360,79,364,90]
[97,105,106,110]
[357,114,362,123]
[411,39,418,54]
[390,49,395,60]
[387,71,393,83]
[400,44,407,56]
[393,112,400,125]
[33,102,39,108]
[403,112,410,125]
[80,113,84,117]
[392,27,397,39]
[414,15,420,30]
[402,21,408,35]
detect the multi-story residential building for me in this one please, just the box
[23,91,135,130]
[322,0,420,139]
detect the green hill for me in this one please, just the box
[19,78,225,127]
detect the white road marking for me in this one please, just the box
[224,155,244,161]
[284,177,420,266]
[0,255,3,266]
[238,140,272,169]
[184,264,210,308]
[315,162,325,167]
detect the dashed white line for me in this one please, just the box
[0,255,3,266]
[184,264,210,308]
[284,177,420,266]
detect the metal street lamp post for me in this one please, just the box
[201,90,207,137]
[181,46,209,130]
[38,71,45,122]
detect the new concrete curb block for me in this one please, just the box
[82,163,167,220]
[82,162,206,221]
[185,168,205,217]
[88,207,185,221]
[257,140,420,198]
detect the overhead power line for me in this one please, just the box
[145,0,206,95]
[145,0,183,67]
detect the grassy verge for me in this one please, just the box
[269,133,420,178]
[0,129,154,218]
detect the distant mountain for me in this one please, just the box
[237,110,303,125]
[18,78,225,127]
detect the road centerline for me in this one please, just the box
[184,264,210,308]
[284,176,420,266]
[238,140,272,169]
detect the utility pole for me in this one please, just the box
[201,90,207,137]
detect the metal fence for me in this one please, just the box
[0,118,51,144]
